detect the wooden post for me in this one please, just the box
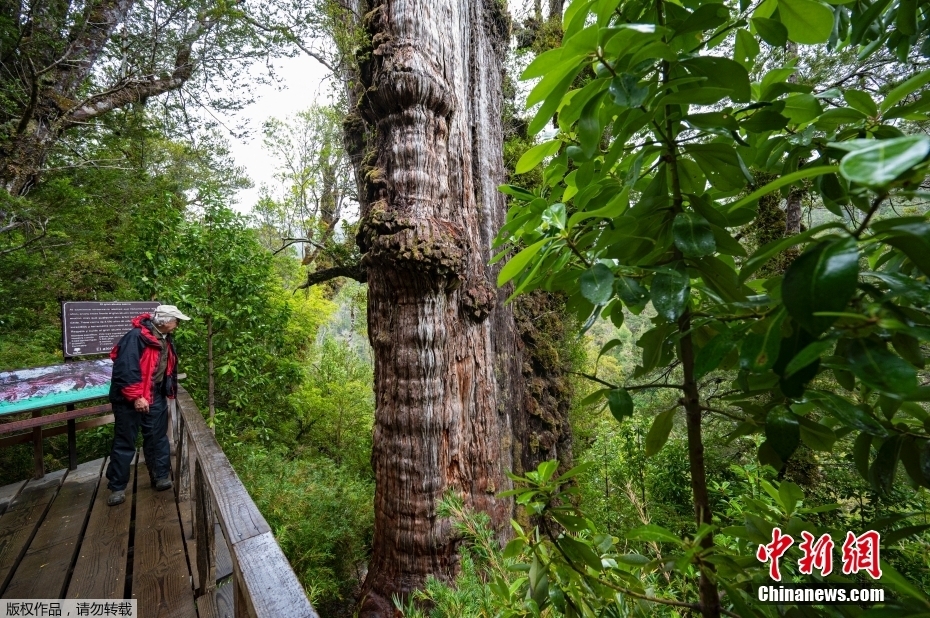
[234,576,249,618]
[31,408,43,479]
[67,416,77,470]
[195,459,217,597]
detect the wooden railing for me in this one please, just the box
[172,386,319,618]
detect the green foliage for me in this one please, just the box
[230,444,374,609]
[495,0,930,614]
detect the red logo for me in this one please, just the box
[757,529,882,581]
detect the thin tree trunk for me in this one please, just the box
[352,1,517,614]
[207,314,215,430]
[784,41,805,237]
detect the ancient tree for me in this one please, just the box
[339,0,521,613]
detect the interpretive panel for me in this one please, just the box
[62,301,158,357]
[0,359,112,415]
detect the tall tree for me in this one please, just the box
[341,0,518,614]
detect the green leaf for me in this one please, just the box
[740,311,786,372]
[516,140,562,175]
[684,143,749,191]
[869,435,903,495]
[577,95,604,159]
[727,167,839,218]
[741,109,789,133]
[609,74,648,108]
[782,236,859,336]
[528,68,584,135]
[854,432,873,480]
[616,276,649,310]
[607,388,634,422]
[843,89,878,116]
[766,406,800,462]
[651,269,690,322]
[778,481,804,514]
[694,333,736,380]
[627,523,680,543]
[681,56,751,103]
[808,391,888,436]
[580,263,614,305]
[498,238,549,286]
[845,338,918,398]
[521,47,566,80]
[796,415,837,451]
[880,69,930,113]
[645,407,676,457]
[739,221,843,281]
[896,0,918,35]
[734,29,761,69]
[558,535,603,571]
[778,0,835,43]
[673,212,716,258]
[782,93,823,124]
[784,338,835,377]
[752,17,788,46]
[674,2,730,36]
[839,135,930,187]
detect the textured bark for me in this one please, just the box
[348,1,518,614]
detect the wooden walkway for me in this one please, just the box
[0,454,234,618]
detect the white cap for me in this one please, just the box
[154,304,191,321]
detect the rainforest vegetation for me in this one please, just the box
[1,0,929,616]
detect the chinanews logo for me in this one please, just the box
[754,528,886,605]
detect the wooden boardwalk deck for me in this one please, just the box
[0,454,227,618]
[0,387,317,618]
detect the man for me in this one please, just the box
[106,305,190,506]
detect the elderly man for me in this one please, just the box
[106,304,190,506]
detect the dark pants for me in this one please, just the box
[106,386,170,491]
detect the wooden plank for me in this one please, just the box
[0,415,115,448]
[67,455,135,599]
[173,432,198,593]
[4,459,103,599]
[0,481,25,516]
[231,531,319,618]
[0,404,112,435]
[215,523,232,582]
[0,469,67,595]
[196,593,218,618]
[176,391,269,547]
[132,461,196,618]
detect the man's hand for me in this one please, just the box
[134,397,150,413]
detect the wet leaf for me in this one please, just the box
[651,269,690,322]
[580,263,615,304]
[782,236,859,336]
[673,212,716,257]
[839,135,930,187]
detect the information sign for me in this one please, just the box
[62,301,158,357]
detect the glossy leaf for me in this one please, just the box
[765,406,800,462]
[839,135,930,187]
[516,140,561,175]
[498,239,550,287]
[808,391,888,436]
[845,337,918,398]
[672,212,716,257]
[782,236,859,336]
[694,333,736,380]
[580,263,614,304]
[607,388,634,422]
[651,269,690,322]
[645,408,676,457]
[779,0,835,43]
[752,17,788,46]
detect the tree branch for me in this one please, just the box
[63,8,218,127]
[295,263,367,291]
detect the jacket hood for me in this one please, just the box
[131,313,152,329]
[131,313,163,346]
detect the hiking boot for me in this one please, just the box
[108,490,125,506]
[153,478,173,491]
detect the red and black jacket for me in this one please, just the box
[109,313,178,404]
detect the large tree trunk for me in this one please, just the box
[348,0,517,614]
